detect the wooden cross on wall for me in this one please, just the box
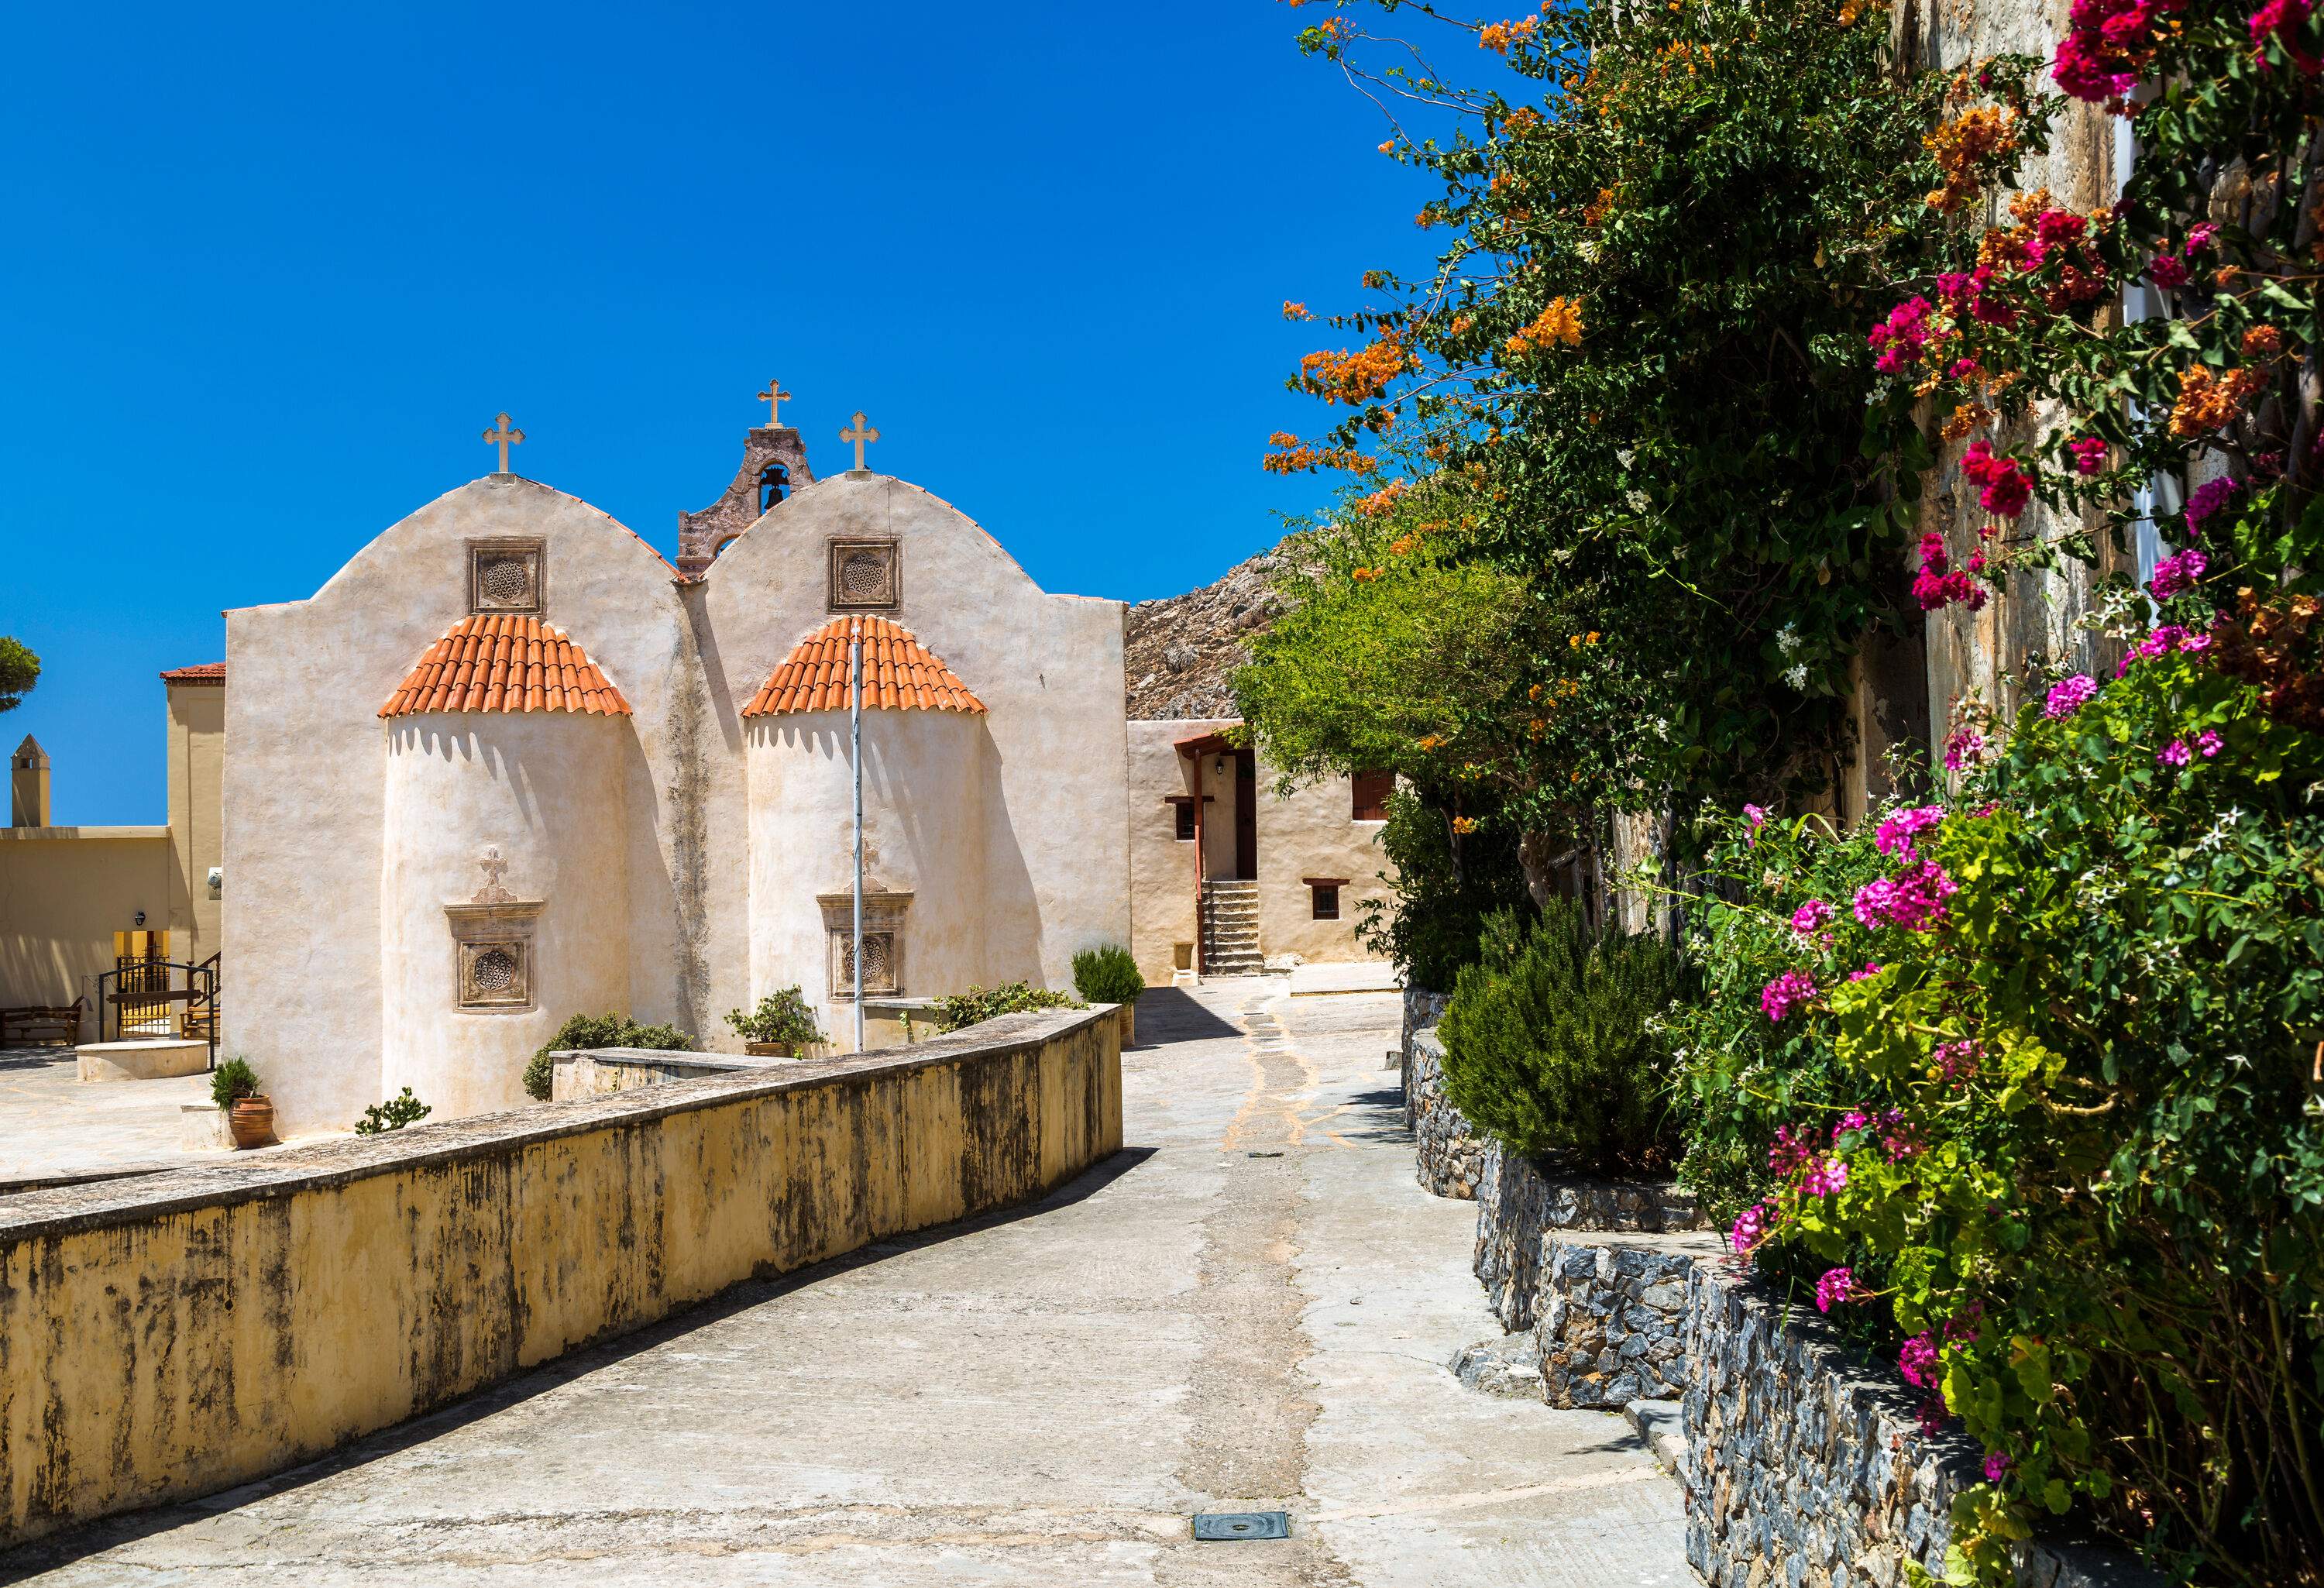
[841,411,880,472]
[758,380,793,426]
[482,414,525,474]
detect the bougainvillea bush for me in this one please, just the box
[1676,650,2324,1584]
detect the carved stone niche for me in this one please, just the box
[816,886,913,999]
[446,848,545,1012]
[827,539,900,611]
[469,538,545,616]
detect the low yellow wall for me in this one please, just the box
[0,1005,1121,1549]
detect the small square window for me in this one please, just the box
[1311,885,1340,921]
[1172,801,1196,840]
[1351,770,1394,823]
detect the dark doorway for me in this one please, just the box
[1234,748,1258,880]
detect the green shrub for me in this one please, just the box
[1437,900,1686,1174]
[355,1087,431,1135]
[523,1012,695,1101]
[211,1056,261,1109]
[724,987,823,1050]
[1070,945,1144,1006]
[1361,789,1535,993]
[930,982,1082,1034]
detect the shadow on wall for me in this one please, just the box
[0,1141,1161,1581]
[974,728,1041,986]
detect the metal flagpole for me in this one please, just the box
[851,620,865,1053]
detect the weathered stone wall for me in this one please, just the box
[1538,1233,1711,1409]
[1683,1255,2164,1588]
[0,1006,1122,1551]
[1406,1029,1486,1199]
[1473,1140,1706,1331]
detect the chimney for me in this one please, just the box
[11,735,50,828]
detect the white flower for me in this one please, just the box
[1776,622,1801,655]
[1617,448,1636,468]
[1783,663,1809,691]
[1626,490,1650,512]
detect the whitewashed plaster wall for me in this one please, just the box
[1257,770,1389,966]
[697,472,1130,1044]
[380,714,631,1116]
[1126,718,1222,982]
[1126,719,1391,980]
[745,709,991,1047]
[227,477,696,1136]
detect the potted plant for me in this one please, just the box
[1071,945,1146,1047]
[212,1057,275,1149]
[724,986,823,1058]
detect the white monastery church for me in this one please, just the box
[0,399,1388,1138]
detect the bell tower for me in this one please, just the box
[677,380,817,576]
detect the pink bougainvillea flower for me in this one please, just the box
[1790,899,1834,936]
[1800,1158,1849,1198]
[1875,804,1946,861]
[1984,1452,2013,1482]
[2045,673,2099,719]
[2250,0,2324,73]
[2184,475,2240,533]
[1867,297,1934,373]
[2147,251,2190,287]
[1944,730,1985,771]
[2068,436,2109,474]
[1961,440,2033,517]
[2157,738,2193,767]
[1815,1267,1863,1313]
[1934,1040,1982,1084]
[2149,548,2209,599]
[1729,1202,1772,1254]
[1899,1331,1942,1387]
[1768,1125,1815,1176]
[1761,970,1819,1023]
[1848,961,1882,981]
[2198,728,2223,758]
[1855,861,1958,932]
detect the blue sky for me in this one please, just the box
[0,2,1434,823]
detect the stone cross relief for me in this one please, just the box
[758,380,793,426]
[841,412,880,472]
[472,846,516,905]
[482,414,525,475]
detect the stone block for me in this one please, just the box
[77,1040,210,1083]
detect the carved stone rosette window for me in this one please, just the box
[816,887,913,999]
[446,850,545,1012]
[469,539,546,616]
[827,540,899,611]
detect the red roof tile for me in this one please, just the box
[741,616,986,717]
[160,662,226,684]
[379,615,631,719]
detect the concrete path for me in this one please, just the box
[3,981,1690,1586]
[0,1046,223,1186]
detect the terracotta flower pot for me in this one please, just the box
[228,1095,277,1150]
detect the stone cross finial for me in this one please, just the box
[757,380,793,426]
[841,411,880,472]
[472,845,515,903]
[483,414,525,475]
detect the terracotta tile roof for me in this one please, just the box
[379,615,631,719]
[159,662,226,684]
[741,616,986,717]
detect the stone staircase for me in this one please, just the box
[1198,880,1264,976]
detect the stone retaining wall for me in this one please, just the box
[1406,1029,1487,1199]
[1473,1139,1706,1332]
[0,1006,1122,1551]
[1538,1233,1712,1408]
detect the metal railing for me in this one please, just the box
[95,957,220,1069]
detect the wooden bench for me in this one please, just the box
[0,999,86,1047]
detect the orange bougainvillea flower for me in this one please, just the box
[1923,105,2016,214]
[1479,15,1538,52]
[1301,333,1413,405]
[2169,364,2264,438]
[1451,816,1480,834]
[1351,565,1380,582]
[2243,325,2288,360]
[1282,301,1312,321]
[1504,296,1584,357]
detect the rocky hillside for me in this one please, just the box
[1125,545,1301,720]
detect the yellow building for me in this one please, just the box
[0,665,224,1036]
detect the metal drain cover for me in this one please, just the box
[1193,1511,1290,1541]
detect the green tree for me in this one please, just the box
[0,638,40,714]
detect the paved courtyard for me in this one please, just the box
[0,1045,223,1188]
[3,981,1689,1586]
